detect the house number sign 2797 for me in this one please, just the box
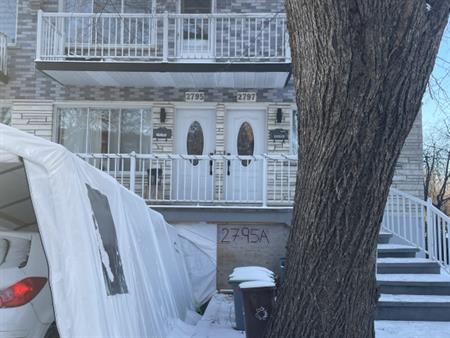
[185,92,205,102]
[236,92,257,102]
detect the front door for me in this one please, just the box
[225,109,266,203]
[174,108,216,201]
[178,0,213,59]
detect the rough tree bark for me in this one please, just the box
[266,1,450,338]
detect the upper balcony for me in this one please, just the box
[35,11,291,88]
[0,32,7,83]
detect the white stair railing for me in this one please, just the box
[382,187,450,274]
[36,11,290,63]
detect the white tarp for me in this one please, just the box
[175,223,217,307]
[0,124,208,337]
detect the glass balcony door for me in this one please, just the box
[178,0,214,59]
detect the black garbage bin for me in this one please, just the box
[239,281,276,338]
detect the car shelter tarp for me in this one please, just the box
[0,124,215,337]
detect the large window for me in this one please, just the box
[58,107,152,154]
[0,106,11,125]
[64,0,155,13]
[0,0,18,43]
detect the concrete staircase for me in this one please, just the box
[376,231,450,321]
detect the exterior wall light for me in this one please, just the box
[160,108,166,123]
[276,108,283,123]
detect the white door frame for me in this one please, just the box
[174,107,216,201]
[224,108,267,202]
[177,0,216,59]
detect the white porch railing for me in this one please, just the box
[78,153,297,206]
[36,11,290,63]
[0,32,7,78]
[382,187,450,274]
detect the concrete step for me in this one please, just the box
[376,294,450,321]
[377,273,450,295]
[378,231,393,244]
[377,244,419,258]
[377,258,441,274]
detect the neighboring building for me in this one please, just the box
[0,0,423,287]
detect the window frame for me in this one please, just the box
[177,0,215,14]
[60,0,156,14]
[0,0,19,45]
[56,105,153,155]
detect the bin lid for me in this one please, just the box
[228,271,274,283]
[233,266,274,276]
[239,281,276,289]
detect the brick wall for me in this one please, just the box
[0,0,295,103]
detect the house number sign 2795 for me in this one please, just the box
[236,92,257,102]
[185,92,205,102]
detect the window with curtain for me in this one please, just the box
[0,107,11,125]
[0,0,18,43]
[58,107,152,154]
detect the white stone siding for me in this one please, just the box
[392,111,423,198]
[266,104,297,203]
[9,100,53,140]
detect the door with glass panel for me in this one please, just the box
[225,109,266,203]
[178,0,214,59]
[174,108,216,201]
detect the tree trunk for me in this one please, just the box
[266,1,449,337]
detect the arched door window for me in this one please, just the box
[237,121,254,166]
[187,121,204,166]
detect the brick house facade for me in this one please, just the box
[0,0,424,287]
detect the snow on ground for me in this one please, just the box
[169,293,450,338]
[379,294,450,302]
[375,321,450,338]
[377,273,450,282]
[169,293,244,338]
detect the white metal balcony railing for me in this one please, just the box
[78,152,449,274]
[78,153,297,206]
[0,32,7,78]
[36,11,290,63]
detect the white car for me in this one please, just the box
[0,231,58,338]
